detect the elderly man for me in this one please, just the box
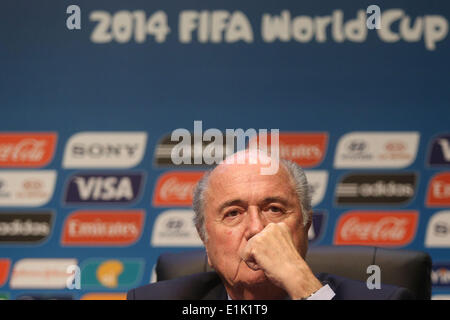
[128,151,412,300]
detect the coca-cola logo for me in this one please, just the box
[153,171,205,206]
[0,259,10,287]
[159,177,196,201]
[0,133,57,168]
[340,217,408,241]
[0,139,46,162]
[334,211,418,246]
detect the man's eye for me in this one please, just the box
[266,206,284,214]
[224,210,240,218]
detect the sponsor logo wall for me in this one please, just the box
[1,0,450,300]
[10,259,78,289]
[0,133,57,168]
[61,210,145,246]
[0,212,53,244]
[335,173,417,205]
[1,129,449,299]
[334,211,418,246]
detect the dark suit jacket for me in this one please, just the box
[127,271,414,300]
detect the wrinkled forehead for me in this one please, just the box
[207,159,293,196]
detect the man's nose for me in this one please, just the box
[244,207,265,240]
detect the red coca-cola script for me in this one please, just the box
[334,211,418,246]
[0,133,57,167]
[153,171,205,206]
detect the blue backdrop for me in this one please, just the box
[0,0,449,299]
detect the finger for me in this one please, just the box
[240,241,252,262]
[276,221,289,234]
[245,260,261,270]
[276,221,295,243]
[240,239,261,270]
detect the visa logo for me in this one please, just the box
[64,173,144,204]
[428,134,450,166]
[75,177,132,200]
[438,139,450,162]
[308,211,327,244]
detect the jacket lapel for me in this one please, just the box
[201,281,228,300]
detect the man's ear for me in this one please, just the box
[207,254,212,268]
[204,246,214,269]
[301,218,312,258]
[304,219,312,233]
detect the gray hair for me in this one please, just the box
[192,159,313,242]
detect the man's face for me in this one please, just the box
[202,162,310,288]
